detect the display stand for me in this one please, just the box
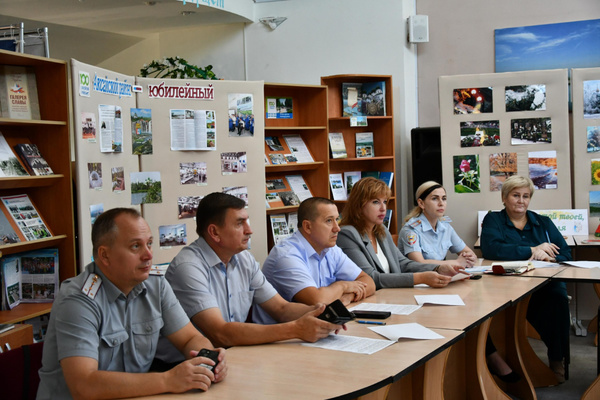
[438,69,571,246]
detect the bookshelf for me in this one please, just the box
[0,50,75,324]
[320,74,398,235]
[264,83,329,249]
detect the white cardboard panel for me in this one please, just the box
[438,69,571,248]
[135,77,267,265]
[571,67,600,235]
[71,59,141,269]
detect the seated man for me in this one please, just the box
[255,197,376,323]
[155,193,342,363]
[37,208,227,400]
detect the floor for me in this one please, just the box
[530,324,597,400]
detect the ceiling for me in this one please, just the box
[0,0,265,37]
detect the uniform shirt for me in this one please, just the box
[398,216,465,260]
[253,230,362,324]
[155,236,277,363]
[37,262,189,400]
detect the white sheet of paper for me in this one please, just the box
[563,261,600,269]
[530,260,561,268]
[468,266,491,273]
[451,272,471,282]
[369,323,444,341]
[301,334,395,355]
[414,294,465,306]
[349,303,422,315]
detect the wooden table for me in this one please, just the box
[132,327,463,400]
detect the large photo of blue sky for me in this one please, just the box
[495,19,600,72]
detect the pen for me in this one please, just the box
[545,231,551,243]
[357,320,386,325]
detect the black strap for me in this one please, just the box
[22,345,31,400]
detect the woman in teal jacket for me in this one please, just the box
[481,175,570,383]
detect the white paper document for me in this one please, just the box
[301,334,395,355]
[349,303,422,315]
[369,323,444,341]
[414,294,465,306]
[530,260,561,268]
[563,261,600,269]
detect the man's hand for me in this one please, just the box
[530,243,559,261]
[164,356,216,393]
[342,280,368,302]
[294,303,343,342]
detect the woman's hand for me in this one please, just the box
[436,264,466,276]
[414,271,451,288]
[530,242,560,261]
[457,250,477,267]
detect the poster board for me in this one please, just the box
[438,69,571,247]
[71,59,141,268]
[135,77,267,265]
[571,67,600,235]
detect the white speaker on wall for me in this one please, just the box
[408,15,429,43]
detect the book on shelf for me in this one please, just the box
[282,135,314,163]
[383,209,393,230]
[361,171,380,179]
[0,194,53,242]
[270,214,291,245]
[265,136,285,151]
[268,153,287,165]
[344,171,362,195]
[355,132,374,158]
[342,81,386,117]
[0,132,29,177]
[14,143,54,176]
[286,175,313,202]
[0,65,40,120]
[1,248,59,310]
[328,132,347,159]
[329,173,347,201]
[378,171,394,188]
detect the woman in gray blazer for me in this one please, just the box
[337,177,462,289]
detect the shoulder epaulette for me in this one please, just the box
[81,273,102,299]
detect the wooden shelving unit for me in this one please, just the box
[264,83,329,250]
[0,50,76,324]
[321,74,398,235]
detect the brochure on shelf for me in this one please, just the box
[283,135,314,163]
[328,132,347,158]
[0,132,28,177]
[344,171,362,195]
[270,214,291,245]
[286,175,313,202]
[0,194,53,242]
[378,171,394,188]
[356,132,374,158]
[329,173,347,200]
[14,143,53,176]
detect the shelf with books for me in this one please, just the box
[0,50,75,323]
[321,74,397,235]
[264,83,329,251]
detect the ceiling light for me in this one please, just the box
[259,17,287,30]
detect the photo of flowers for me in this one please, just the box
[505,85,546,112]
[592,159,600,185]
[489,153,517,192]
[460,121,500,147]
[528,151,557,190]
[510,117,552,145]
[590,191,600,217]
[453,155,480,193]
[584,80,600,119]
[453,88,493,114]
[587,126,600,153]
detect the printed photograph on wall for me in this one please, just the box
[460,120,500,147]
[130,108,153,155]
[159,223,186,248]
[592,159,600,185]
[589,191,600,217]
[587,126,600,153]
[453,154,480,193]
[221,152,247,174]
[453,88,493,114]
[223,186,248,206]
[528,150,557,189]
[178,195,203,219]
[584,80,600,119]
[87,162,102,189]
[179,162,207,185]
[89,203,103,226]
[228,93,255,137]
[81,111,96,141]
[489,153,517,192]
[510,117,552,145]
[111,166,125,192]
[495,19,600,73]
[130,171,162,205]
[505,85,546,112]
